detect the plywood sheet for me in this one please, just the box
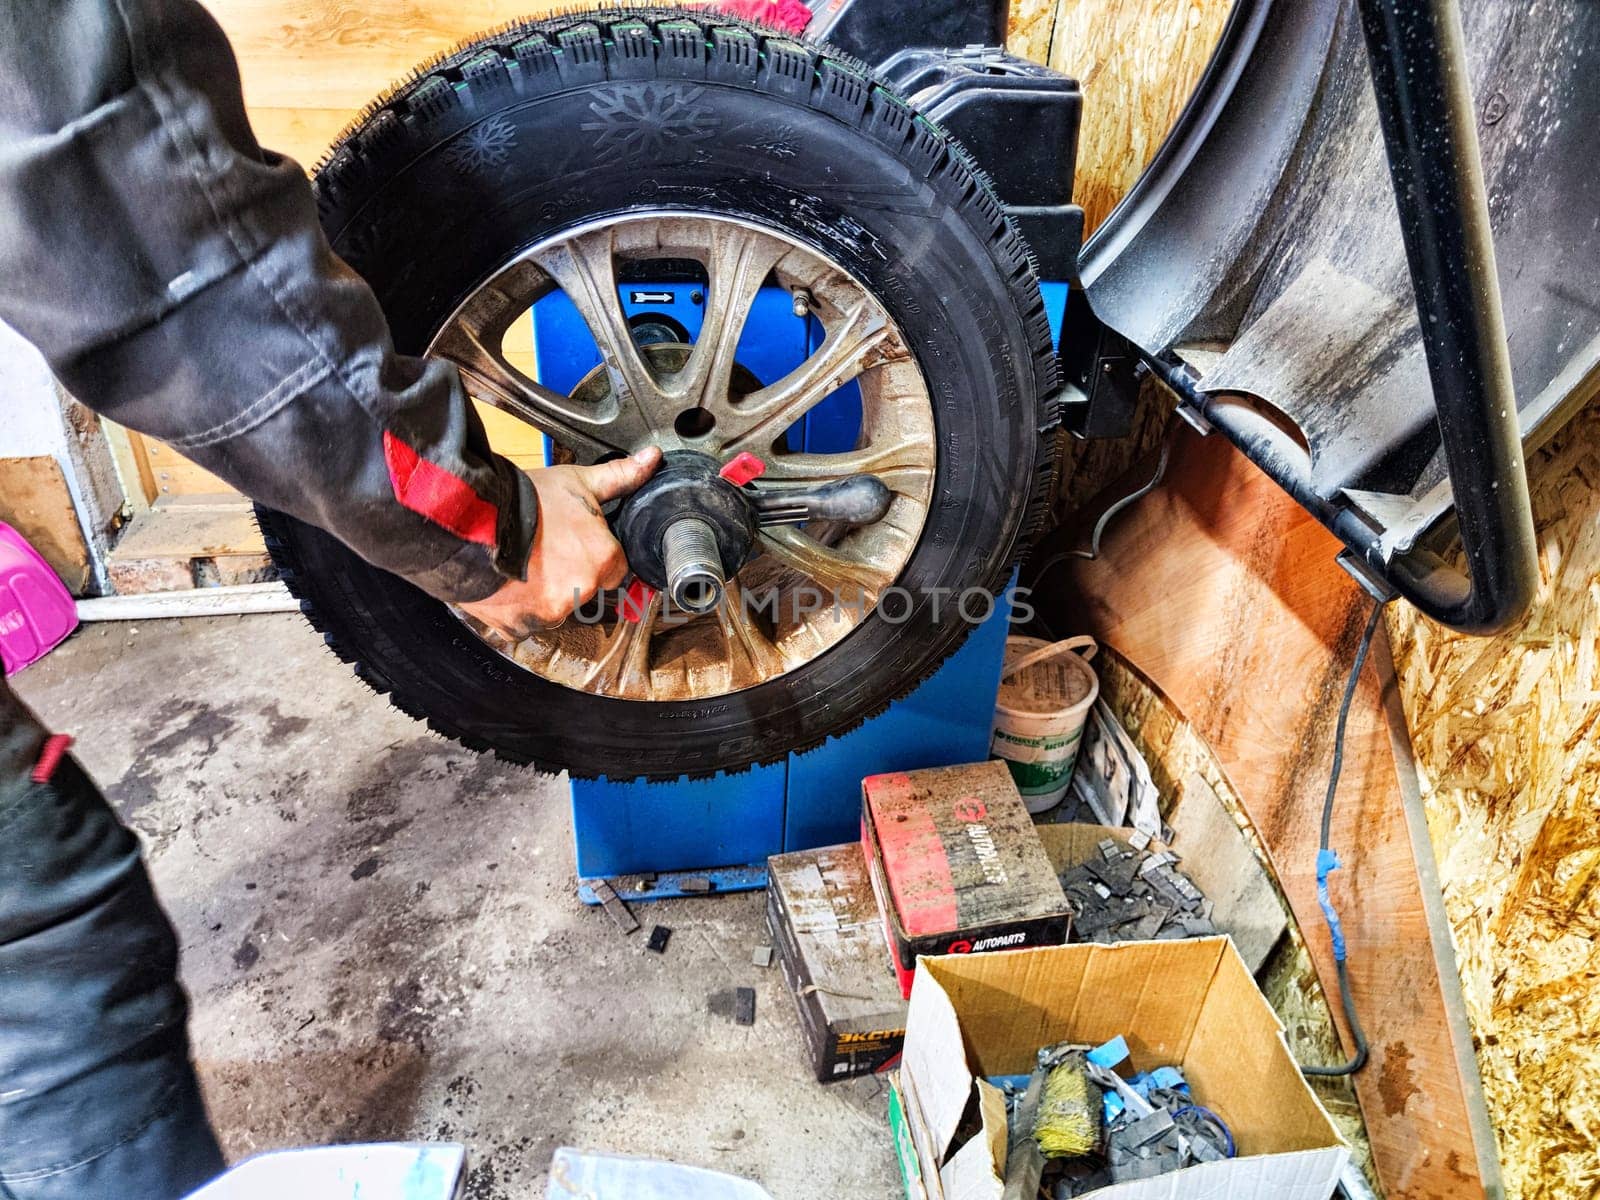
[0,456,91,593]
[1047,424,1493,1199]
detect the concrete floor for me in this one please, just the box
[14,613,901,1200]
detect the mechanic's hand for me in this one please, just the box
[460,446,662,639]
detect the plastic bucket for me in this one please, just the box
[991,635,1099,814]
[0,521,78,676]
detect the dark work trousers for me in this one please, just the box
[0,684,224,1200]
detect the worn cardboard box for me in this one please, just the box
[861,761,1072,997]
[887,1073,931,1200]
[898,939,1348,1200]
[767,843,908,1082]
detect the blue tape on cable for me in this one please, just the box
[1315,848,1348,962]
[1103,1090,1125,1124]
[1316,848,1341,881]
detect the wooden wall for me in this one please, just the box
[1007,0,1234,234]
[1386,400,1600,1200]
[215,1,566,173]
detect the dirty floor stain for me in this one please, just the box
[14,614,898,1200]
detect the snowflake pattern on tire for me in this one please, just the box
[447,116,518,172]
[582,84,720,165]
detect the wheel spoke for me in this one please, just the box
[714,302,894,454]
[761,434,933,495]
[671,224,790,411]
[758,526,887,601]
[530,228,672,441]
[716,579,790,681]
[579,593,660,698]
[431,317,623,462]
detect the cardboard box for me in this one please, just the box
[861,761,1072,997]
[898,939,1348,1200]
[887,1073,930,1200]
[767,843,909,1082]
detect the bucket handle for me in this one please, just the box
[1002,635,1097,682]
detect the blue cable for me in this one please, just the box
[1302,602,1383,1077]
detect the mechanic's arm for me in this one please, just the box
[0,0,654,636]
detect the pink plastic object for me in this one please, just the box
[718,452,766,487]
[0,521,78,676]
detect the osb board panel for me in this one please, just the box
[0,456,91,594]
[1055,425,1489,1200]
[1006,0,1233,235]
[1386,400,1600,1200]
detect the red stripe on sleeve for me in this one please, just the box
[31,733,73,784]
[382,431,500,547]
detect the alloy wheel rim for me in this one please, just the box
[426,211,937,701]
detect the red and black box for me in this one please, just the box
[861,760,1072,997]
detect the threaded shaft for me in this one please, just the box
[660,517,725,614]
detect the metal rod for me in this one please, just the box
[75,582,298,621]
[1145,0,1538,635]
[1347,0,1536,632]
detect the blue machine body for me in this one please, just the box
[527,277,1070,895]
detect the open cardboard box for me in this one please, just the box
[898,938,1348,1200]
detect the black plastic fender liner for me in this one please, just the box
[1072,0,1594,633]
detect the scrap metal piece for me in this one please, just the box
[591,880,640,934]
[1085,853,1141,893]
[735,987,756,1026]
[647,925,672,954]
[1123,1108,1176,1148]
[751,945,774,969]
[679,876,714,894]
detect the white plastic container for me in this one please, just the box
[990,635,1099,814]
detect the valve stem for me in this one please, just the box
[660,517,725,615]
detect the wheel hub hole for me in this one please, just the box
[674,407,717,439]
[679,577,717,611]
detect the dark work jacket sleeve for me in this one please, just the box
[0,0,536,603]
